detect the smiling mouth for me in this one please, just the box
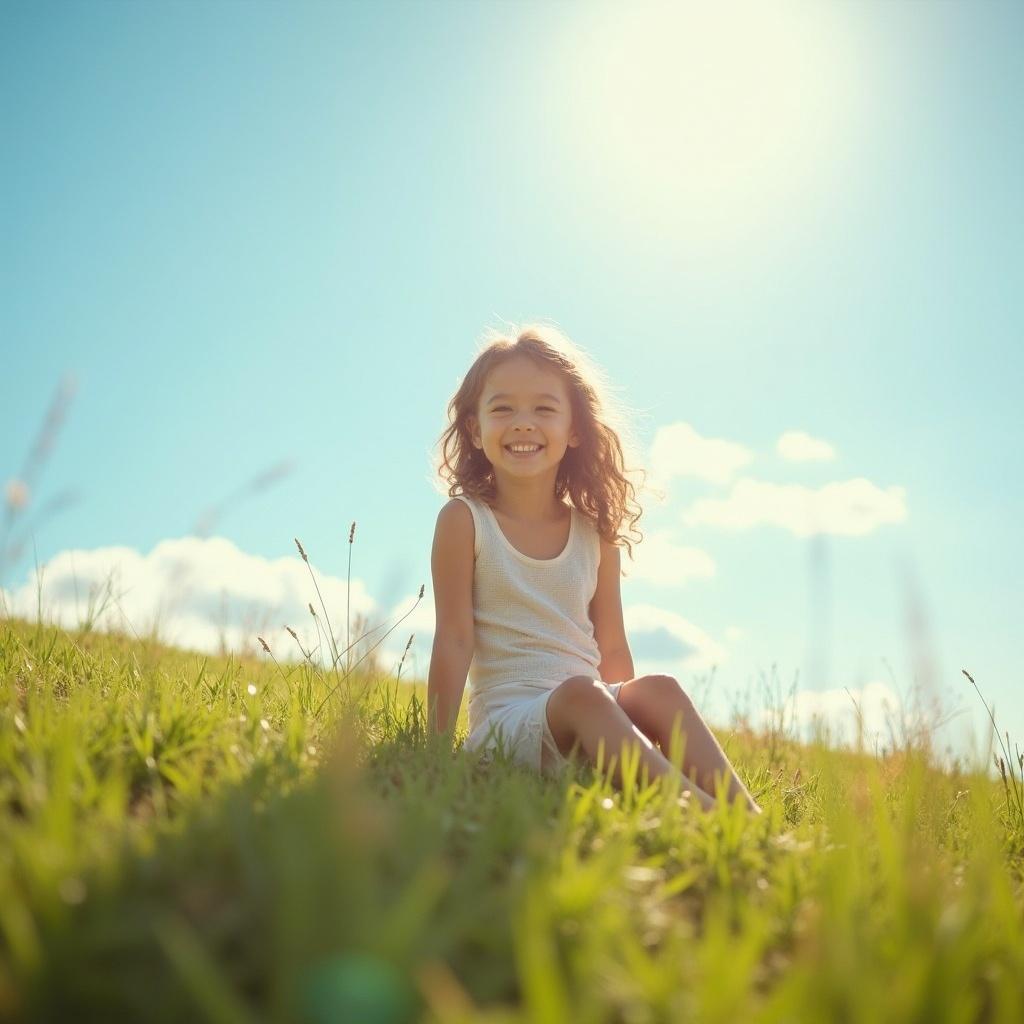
[504,444,544,456]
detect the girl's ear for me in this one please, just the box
[466,415,481,448]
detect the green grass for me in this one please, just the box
[1,614,1022,1023]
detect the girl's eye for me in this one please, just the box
[492,406,556,412]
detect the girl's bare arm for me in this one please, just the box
[426,500,476,742]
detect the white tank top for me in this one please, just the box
[451,493,603,699]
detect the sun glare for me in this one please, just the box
[553,1,867,241]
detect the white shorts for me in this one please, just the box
[465,678,626,777]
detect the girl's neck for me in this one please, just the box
[488,483,565,522]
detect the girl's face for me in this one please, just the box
[467,355,580,479]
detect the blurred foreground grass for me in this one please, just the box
[1,615,1022,1023]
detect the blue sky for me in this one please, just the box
[2,0,1021,765]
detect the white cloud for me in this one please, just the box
[623,530,715,587]
[682,476,907,536]
[748,679,911,750]
[648,422,753,488]
[776,430,836,462]
[0,536,398,666]
[622,603,728,680]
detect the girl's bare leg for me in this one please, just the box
[546,677,717,811]
[616,676,762,813]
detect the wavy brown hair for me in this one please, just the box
[434,323,649,561]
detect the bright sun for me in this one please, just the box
[552,1,867,241]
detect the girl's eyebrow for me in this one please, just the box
[486,392,562,405]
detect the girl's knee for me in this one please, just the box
[649,674,693,708]
[557,675,614,706]
[546,677,611,759]
[547,677,616,744]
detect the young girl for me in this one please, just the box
[427,324,761,814]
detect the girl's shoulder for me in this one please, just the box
[449,490,486,508]
[443,494,481,559]
[449,492,483,517]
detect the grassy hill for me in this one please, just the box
[1,615,1022,1023]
